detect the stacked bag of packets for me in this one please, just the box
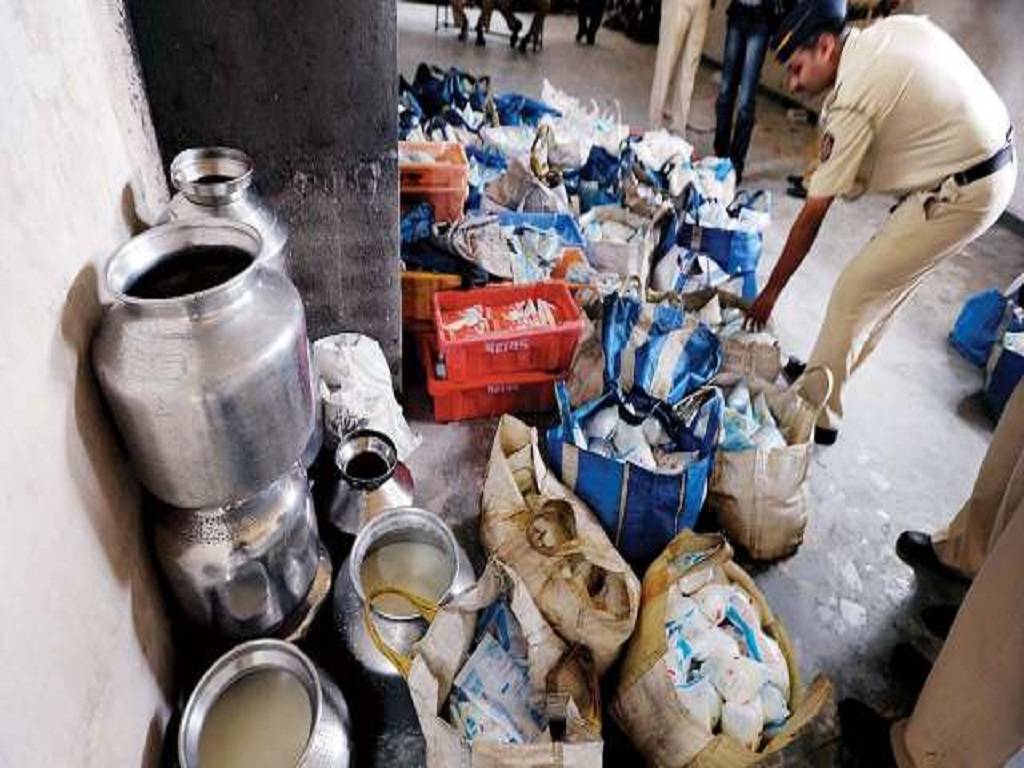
[612,532,832,766]
[685,290,835,561]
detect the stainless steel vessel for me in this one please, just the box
[179,639,352,768]
[161,146,290,273]
[332,507,475,677]
[92,219,315,508]
[328,430,414,534]
[153,464,323,639]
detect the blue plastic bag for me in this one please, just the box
[401,203,434,244]
[497,211,586,249]
[986,347,1024,418]
[949,289,1009,367]
[601,291,723,405]
[493,93,561,127]
[545,385,724,569]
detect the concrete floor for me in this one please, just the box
[398,3,1024,763]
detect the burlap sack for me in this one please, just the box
[611,531,832,767]
[680,289,783,386]
[711,367,833,560]
[405,559,604,767]
[481,414,641,674]
[566,314,605,408]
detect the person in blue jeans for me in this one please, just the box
[714,0,788,182]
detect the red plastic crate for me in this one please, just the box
[433,281,585,381]
[420,336,563,422]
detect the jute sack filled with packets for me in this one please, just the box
[679,289,784,387]
[711,367,833,561]
[611,531,832,767]
[394,558,604,767]
[481,414,641,674]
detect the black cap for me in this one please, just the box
[771,0,848,63]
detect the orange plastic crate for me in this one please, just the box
[402,270,462,324]
[433,281,585,381]
[399,141,469,189]
[399,141,470,224]
[420,336,562,422]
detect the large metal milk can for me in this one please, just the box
[152,464,324,639]
[160,146,290,273]
[92,219,315,508]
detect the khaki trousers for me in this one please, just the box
[891,383,1024,767]
[648,0,711,133]
[806,163,1016,430]
[933,378,1024,578]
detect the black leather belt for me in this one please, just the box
[954,127,1015,187]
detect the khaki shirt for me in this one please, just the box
[809,16,1010,200]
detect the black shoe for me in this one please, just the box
[814,426,839,446]
[576,28,586,43]
[586,34,596,45]
[783,356,806,383]
[921,604,959,639]
[895,531,969,582]
[475,28,486,46]
[786,181,808,199]
[787,174,803,185]
[517,36,529,53]
[891,642,932,698]
[838,699,898,767]
[458,19,468,42]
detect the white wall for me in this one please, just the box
[0,0,173,765]
[704,1,1024,217]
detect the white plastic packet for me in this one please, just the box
[448,632,547,745]
[704,652,766,704]
[721,697,764,749]
[313,334,421,460]
[634,129,694,172]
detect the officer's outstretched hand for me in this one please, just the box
[745,285,780,331]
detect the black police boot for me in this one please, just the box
[891,643,932,698]
[921,604,959,640]
[895,531,970,582]
[786,178,808,199]
[782,356,806,383]
[475,27,486,46]
[814,426,839,446]
[838,699,898,768]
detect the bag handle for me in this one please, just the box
[362,586,441,678]
[795,365,834,414]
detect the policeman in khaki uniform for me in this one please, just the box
[843,378,1024,766]
[746,0,1017,446]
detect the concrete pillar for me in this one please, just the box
[125,0,401,371]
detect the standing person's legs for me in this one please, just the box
[477,0,493,32]
[806,166,1016,432]
[649,0,690,128]
[669,0,711,133]
[496,0,522,35]
[728,25,769,179]
[714,20,747,159]
[519,0,548,51]
[452,0,469,38]
[931,380,1024,578]
[587,0,606,44]
[890,420,1024,766]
